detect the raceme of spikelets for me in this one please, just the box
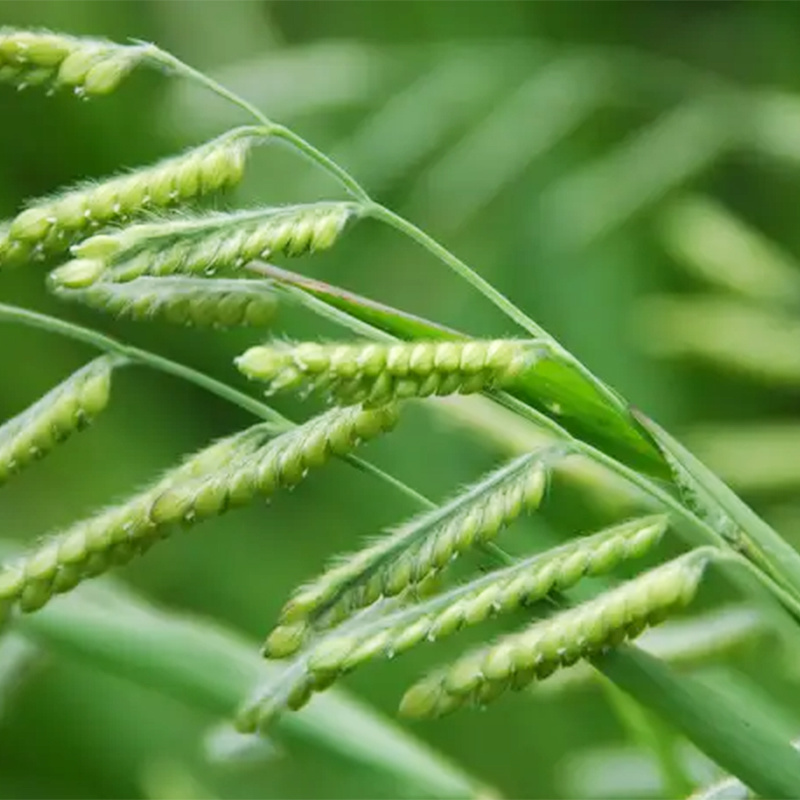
[49,202,356,289]
[0,126,263,269]
[0,404,399,621]
[0,28,152,95]
[236,338,535,406]
[0,423,271,622]
[0,356,116,486]
[264,450,557,659]
[54,277,279,328]
[399,551,709,719]
[237,515,668,732]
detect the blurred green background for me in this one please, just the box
[3,1,800,797]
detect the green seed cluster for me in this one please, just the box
[265,454,550,659]
[50,203,353,288]
[0,405,398,620]
[240,516,666,731]
[305,515,668,677]
[148,404,400,526]
[0,29,149,95]
[2,127,259,269]
[236,339,532,405]
[55,277,279,328]
[399,554,707,719]
[0,356,114,486]
[0,424,271,618]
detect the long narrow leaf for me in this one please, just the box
[12,577,492,799]
[594,645,800,799]
[257,263,666,476]
[632,410,800,606]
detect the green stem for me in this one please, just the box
[270,126,371,204]
[0,306,515,571]
[364,204,545,338]
[0,303,290,429]
[147,46,275,130]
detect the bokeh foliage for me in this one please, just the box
[2,1,800,797]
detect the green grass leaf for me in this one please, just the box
[259,263,666,477]
[13,576,493,799]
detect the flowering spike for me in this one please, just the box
[55,277,279,328]
[0,405,398,619]
[2,126,263,268]
[0,356,116,486]
[237,339,534,406]
[0,29,152,95]
[48,202,356,287]
[399,552,708,719]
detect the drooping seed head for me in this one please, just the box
[148,404,400,526]
[263,450,559,659]
[0,29,152,95]
[399,552,708,719]
[54,277,279,328]
[49,202,356,286]
[0,356,116,486]
[264,514,667,688]
[237,338,534,406]
[3,127,263,269]
[0,422,281,618]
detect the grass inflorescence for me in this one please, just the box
[2,24,800,800]
[237,338,534,404]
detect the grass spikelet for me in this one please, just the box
[238,516,667,731]
[50,202,356,288]
[0,356,116,486]
[399,551,708,720]
[0,423,273,616]
[0,405,398,618]
[236,338,534,405]
[2,126,262,269]
[264,450,557,659]
[54,277,279,328]
[148,404,400,526]
[0,28,151,95]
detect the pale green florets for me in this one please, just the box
[237,339,534,405]
[1,127,261,268]
[54,277,279,328]
[0,29,151,95]
[237,516,667,731]
[46,202,353,288]
[0,356,115,486]
[264,454,552,658]
[399,553,707,719]
[0,404,399,620]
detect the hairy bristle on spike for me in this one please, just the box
[399,552,708,719]
[1,126,264,269]
[0,356,117,486]
[264,450,561,658]
[0,28,152,95]
[54,277,279,328]
[47,202,356,287]
[0,405,399,619]
[236,339,535,405]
